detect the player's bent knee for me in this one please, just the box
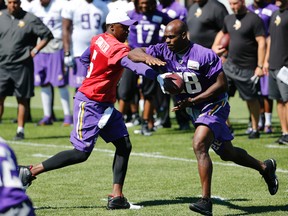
[72,149,91,162]
[219,153,231,161]
[113,136,132,156]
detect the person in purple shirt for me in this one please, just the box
[0,137,35,215]
[128,19,278,216]
[247,0,278,134]
[116,0,172,136]
[156,0,190,131]
[157,0,187,21]
[127,0,171,48]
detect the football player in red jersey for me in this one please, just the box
[18,9,165,210]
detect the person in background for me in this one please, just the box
[107,0,134,12]
[62,0,109,92]
[0,0,53,140]
[128,19,278,216]
[18,9,165,210]
[155,0,189,130]
[21,0,33,11]
[116,0,171,134]
[187,0,228,49]
[28,0,73,126]
[212,0,266,139]
[0,137,35,216]
[0,0,6,10]
[263,0,288,144]
[125,0,172,135]
[247,0,278,134]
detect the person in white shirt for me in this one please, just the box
[62,0,109,91]
[28,0,73,126]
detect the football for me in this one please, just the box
[220,33,230,49]
[163,73,184,95]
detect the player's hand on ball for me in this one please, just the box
[163,73,184,95]
[157,73,171,94]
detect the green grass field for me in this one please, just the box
[0,87,287,216]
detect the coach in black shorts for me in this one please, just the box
[212,0,266,139]
[264,0,288,144]
[0,0,53,140]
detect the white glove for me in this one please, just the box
[157,73,172,94]
[64,55,74,67]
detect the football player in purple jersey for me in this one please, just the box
[0,137,35,215]
[117,0,172,136]
[128,19,279,216]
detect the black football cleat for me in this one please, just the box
[189,198,212,216]
[261,159,278,195]
[13,132,24,140]
[18,165,36,189]
[107,195,130,210]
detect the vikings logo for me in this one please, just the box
[233,19,241,30]
[274,15,281,26]
[18,20,25,28]
[194,8,202,18]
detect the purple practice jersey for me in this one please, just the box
[146,42,226,107]
[127,10,172,48]
[0,141,34,214]
[146,42,233,143]
[247,3,278,36]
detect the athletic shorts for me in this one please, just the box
[0,59,34,98]
[260,74,269,96]
[70,91,129,152]
[223,60,260,100]
[141,76,157,99]
[69,57,87,88]
[1,200,35,216]
[34,49,68,87]
[269,69,288,102]
[117,68,139,102]
[185,96,233,144]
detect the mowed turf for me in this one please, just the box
[0,87,287,216]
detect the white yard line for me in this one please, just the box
[9,140,288,174]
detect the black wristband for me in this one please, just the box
[257,65,263,69]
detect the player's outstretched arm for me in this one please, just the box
[121,56,158,80]
[128,48,166,67]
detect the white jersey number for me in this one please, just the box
[87,49,98,78]
[136,24,155,44]
[81,13,102,30]
[182,72,202,94]
[0,146,22,188]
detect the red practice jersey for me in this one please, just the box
[78,33,130,103]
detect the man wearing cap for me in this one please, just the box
[18,9,165,210]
